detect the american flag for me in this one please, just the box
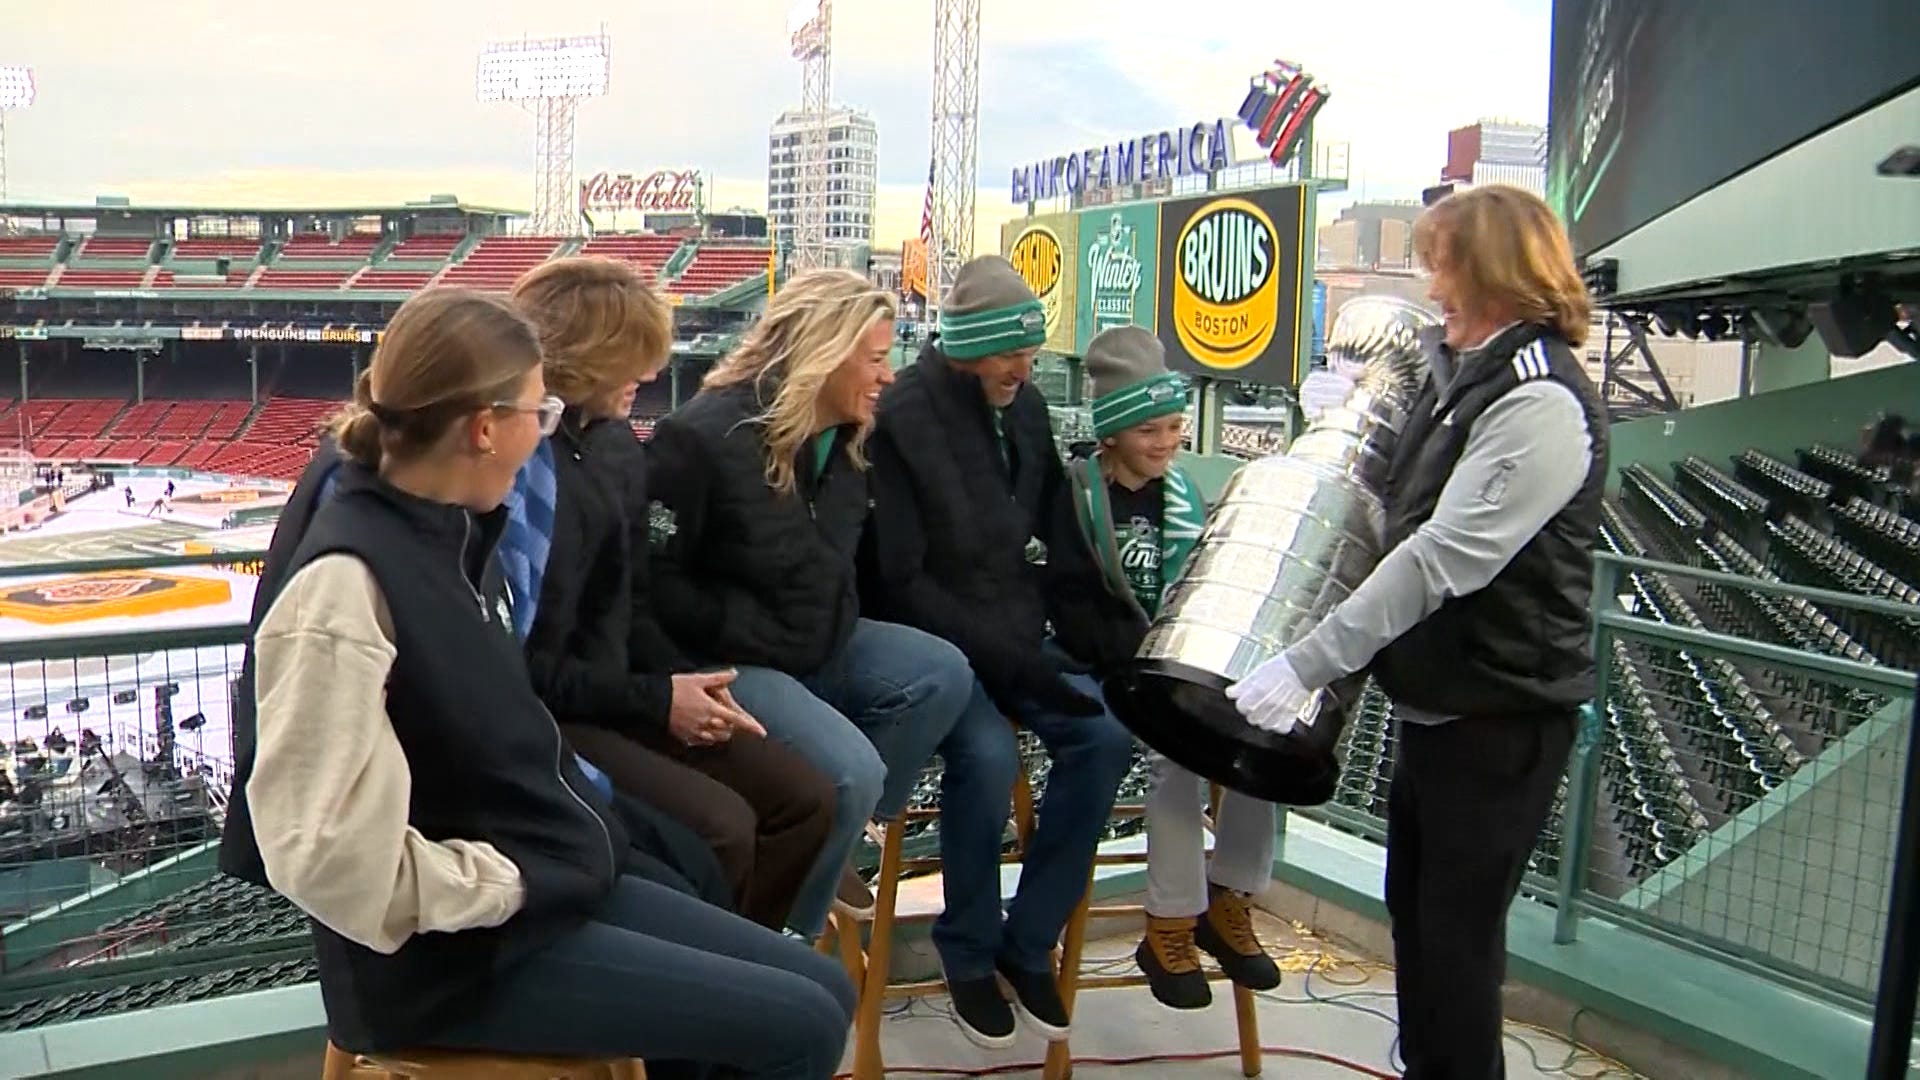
[919,158,934,245]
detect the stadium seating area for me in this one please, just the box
[1329,438,1920,893]
[0,396,327,478]
[2,394,664,480]
[0,229,772,300]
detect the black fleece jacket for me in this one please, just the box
[644,382,866,676]
[522,411,675,735]
[860,345,1131,709]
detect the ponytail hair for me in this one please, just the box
[329,370,387,466]
[325,289,543,468]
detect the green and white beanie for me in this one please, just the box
[938,256,1048,361]
[1085,326,1188,438]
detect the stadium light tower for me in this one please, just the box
[477,31,610,236]
[788,0,833,271]
[928,0,980,314]
[0,66,35,204]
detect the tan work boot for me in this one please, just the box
[1194,884,1280,991]
[1134,914,1211,1009]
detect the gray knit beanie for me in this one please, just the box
[1084,326,1188,438]
[938,256,1047,361]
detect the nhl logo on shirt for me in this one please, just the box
[647,501,678,549]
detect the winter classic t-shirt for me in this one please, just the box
[1106,476,1165,613]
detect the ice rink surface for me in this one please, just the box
[0,475,283,775]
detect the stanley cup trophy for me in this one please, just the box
[1105,295,1441,804]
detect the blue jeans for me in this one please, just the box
[422,875,854,1078]
[932,649,1136,979]
[729,619,974,934]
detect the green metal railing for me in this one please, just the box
[1552,552,1918,1006]
[1296,550,1920,1010]
[5,515,1920,1047]
[0,550,270,1031]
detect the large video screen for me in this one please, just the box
[1546,0,1918,256]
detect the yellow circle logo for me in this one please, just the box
[1171,197,1280,370]
[1008,225,1063,341]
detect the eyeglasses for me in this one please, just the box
[493,395,565,436]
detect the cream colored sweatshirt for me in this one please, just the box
[247,553,527,956]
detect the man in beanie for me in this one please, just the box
[861,255,1137,1048]
[1064,326,1281,1011]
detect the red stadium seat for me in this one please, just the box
[436,236,567,293]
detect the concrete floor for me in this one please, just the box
[851,911,1647,1079]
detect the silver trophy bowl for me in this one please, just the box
[1104,295,1441,803]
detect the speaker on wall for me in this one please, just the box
[1808,291,1895,358]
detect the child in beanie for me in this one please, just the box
[1066,325,1283,1011]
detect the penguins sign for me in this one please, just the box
[1001,213,1079,352]
[1155,183,1310,387]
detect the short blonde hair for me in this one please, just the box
[511,257,673,406]
[1413,185,1592,348]
[704,269,897,496]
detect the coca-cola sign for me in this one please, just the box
[579,170,702,215]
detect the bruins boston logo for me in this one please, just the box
[1170,196,1280,371]
[1007,224,1064,342]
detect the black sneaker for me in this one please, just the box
[994,958,1071,1042]
[945,974,1016,1049]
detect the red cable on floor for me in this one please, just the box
[834,1043,1399,1078]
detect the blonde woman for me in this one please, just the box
[1227,184,1609,1079]
[221,288,854,1075]
[506,257,836,932]
[645,269,976,936]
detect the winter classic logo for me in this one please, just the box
[1008,225,1064,344]
[1087,214,1143,334]
[1171,196,1278,371]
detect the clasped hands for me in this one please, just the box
[1225,653,1315,736]
[669,669,766,747]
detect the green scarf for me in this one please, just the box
[1070,457,1205,619]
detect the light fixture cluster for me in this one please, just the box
[475,39,609,103]
[0,66,32,110]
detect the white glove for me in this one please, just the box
[1225,654,1313,735]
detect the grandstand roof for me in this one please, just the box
[0,196,527,219]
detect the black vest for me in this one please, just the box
[1369,324,1609,716]
[220,442,340,889]
[220,465,625,1052]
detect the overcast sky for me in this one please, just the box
[4,0,1550,250]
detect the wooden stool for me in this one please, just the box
[821,760,1263,1080]
[322,1041,644,1079]
[1048,783,1264,1079]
